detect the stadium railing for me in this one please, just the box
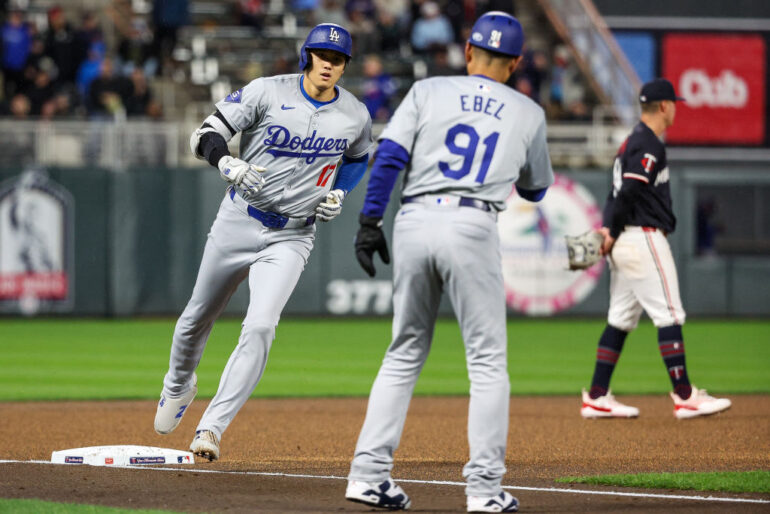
[0,119,181,169]
[0,117,629,169]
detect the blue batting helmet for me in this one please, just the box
[468,11,524,57]
[298,23,353,70]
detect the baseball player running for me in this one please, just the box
[345,12,554,513]
[581,78,731,420]
[153,23,373,460]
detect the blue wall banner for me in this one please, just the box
[613,31,656,84]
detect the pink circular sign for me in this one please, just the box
[497,173,604,315]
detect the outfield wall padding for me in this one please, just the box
[0,165,767,317]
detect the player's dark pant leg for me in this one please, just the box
[658,324,692,398]
[589,325,629,398]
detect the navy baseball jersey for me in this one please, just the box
[603,121,676,236]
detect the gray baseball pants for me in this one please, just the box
[349,202,510,497]
[162,193,314,439]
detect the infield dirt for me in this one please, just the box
[1,395,768,512]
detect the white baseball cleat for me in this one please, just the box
[467,491,519,512]
[154,373,197,435]
[345,478,411,510]
[190,429,220,461]
[580,388,639,418]
[670,386,731,419]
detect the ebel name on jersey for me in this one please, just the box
[263,125,349,164]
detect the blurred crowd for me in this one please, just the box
[280,0,591,122]
[0,0,178,120]
[1,0,592,123]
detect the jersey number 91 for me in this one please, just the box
[439,123,500,184]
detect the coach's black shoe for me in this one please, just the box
[467,491,519,512]
[346,478,411,510]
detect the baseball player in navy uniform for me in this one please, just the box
[345,12,554,513]
[153,23,373,460]
[581,78,731,420]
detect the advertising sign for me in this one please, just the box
[498,174,604,316]
[0,169,75,314]
[662,34,765,145]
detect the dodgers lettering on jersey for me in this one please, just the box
[262,126,348,163]
[215,74,373,217]
[379,75,553,210]
[603,121,676,234]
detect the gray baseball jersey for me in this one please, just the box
[380,75,553,208]
[216,74,373,217]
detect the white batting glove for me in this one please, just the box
[218,156,266,201]
[315,189,345,222]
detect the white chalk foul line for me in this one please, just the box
[1,459,768,505]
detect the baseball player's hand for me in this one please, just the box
[315,189,345,222]
[218,156,266,200]
[600,236,615,256]
[599,228,615,256]
[355,214,390,277]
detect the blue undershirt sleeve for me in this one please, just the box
[332,153,369,195]
[516,186,548,202]
[361,139,410,218]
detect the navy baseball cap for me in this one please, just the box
[639,78,685,103]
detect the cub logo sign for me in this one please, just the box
[498,174,603,316]
[679,69,747,109]
[663,34,765,144]
[0,169,74,315]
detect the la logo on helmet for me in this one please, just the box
[329,28,340,42]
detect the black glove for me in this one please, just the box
[355,214,391,277]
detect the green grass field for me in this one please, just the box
[1,318,768,511]
[556,471,770,493]
[1,318,768,401]
[0,499,174,514]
